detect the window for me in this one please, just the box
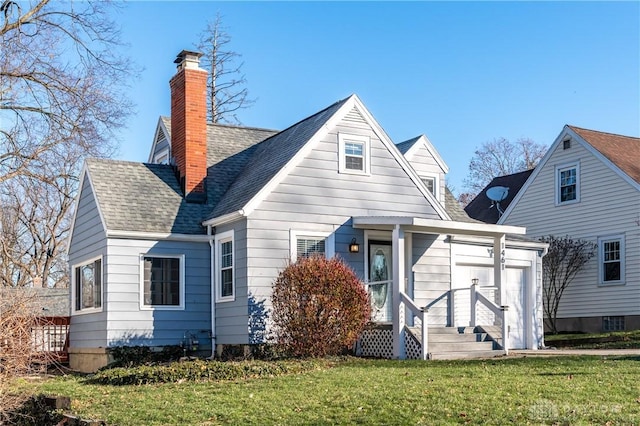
[598,235,625,284]
[603,316,624,332]
[289,230,334,262]
[338,133,370,175]
[153,148,170,165]
[420,176,437,197]
[556,163,580,205]
[141,255,184,309]
[73,257,102,312]
[297,238,326,259]
[215,231,235,301]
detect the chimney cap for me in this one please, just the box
[174,50,204,70]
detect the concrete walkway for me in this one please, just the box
[511,348,640,357]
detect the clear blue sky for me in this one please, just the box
[114,1,640,194]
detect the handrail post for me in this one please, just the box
[470,283,478,327]
[421,309,428,360]
[449,290,455,327]
[501,305,509,355]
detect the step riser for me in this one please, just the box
[429,350,506,360]
[428,342,495,352]
[428,334,489,343]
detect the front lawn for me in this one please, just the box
[15,356,640,425]
[545,329,640,349]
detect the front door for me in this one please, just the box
[368,240,392,322]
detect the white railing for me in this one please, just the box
[400,291,427,360]
[471,283,509,354]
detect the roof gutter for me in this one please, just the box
[105,230,212,242]
[201,210,245,227]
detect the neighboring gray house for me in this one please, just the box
[498,125,640,333]
[68,50,546,372]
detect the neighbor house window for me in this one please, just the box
[141,255,184,309]
[338,133,370,175]
[603,316,624,332]
[420,176,437,197]
[598,235,625,284]
[215,231,235,301]
[556,163,579,204]
[73,257,102,312]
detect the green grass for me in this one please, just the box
[15,356,640,425]
[545,329,640,349]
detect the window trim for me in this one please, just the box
[598,234,625,286]
[215,230,235,302]
[139,254,186,310]
[419,174,439,199]
[71,255,103,315]
[555,162,580,205]
[338,133,371,175]
[289,230,335,262]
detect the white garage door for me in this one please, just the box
[455,266,527,349]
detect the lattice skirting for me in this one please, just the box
[357,327,423,359]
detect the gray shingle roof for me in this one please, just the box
[207,97,350,219]
[395,136,421,155]
[444,188,479,223]
[87,159,211,234]
[0,287,70,317]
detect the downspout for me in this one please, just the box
[208,225,216,358]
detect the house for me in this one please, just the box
[495,125,640,333]
[465,169,534,224]
[67,50,547,372]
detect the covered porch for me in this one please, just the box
[352,216,545,360]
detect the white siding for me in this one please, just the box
[411,234,450,326]
[405,143,446,205]
[503,139,640,318]
[245,107,440,342]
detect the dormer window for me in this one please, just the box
[420,176,437,197]
[338,133,370,175]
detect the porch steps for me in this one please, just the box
[408,326,506,360]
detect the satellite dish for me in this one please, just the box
[486,186,509,202]
[486,186,509,218]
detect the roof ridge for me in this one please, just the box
[159,114,278,133]
[568,125,640,141]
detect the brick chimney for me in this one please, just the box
[170,50,208,202]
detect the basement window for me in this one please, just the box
[602,316,624,332]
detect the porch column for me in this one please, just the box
[493,234,506,304]
[392,225,405,359]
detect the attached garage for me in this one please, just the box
[451,238,544,350]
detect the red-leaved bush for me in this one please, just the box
[271,256,371,357]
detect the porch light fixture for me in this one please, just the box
[349,238,360,253]
[471,278,479,286]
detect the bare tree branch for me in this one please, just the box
[0,0,134,287]
[462,137,547,199]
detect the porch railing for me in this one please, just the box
[400,291,427,360]
[471,284,509,354]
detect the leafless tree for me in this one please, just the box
[0,0,134,287]
[462,137,547,200]
[196,12,255,124]
[540,235,597,334]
